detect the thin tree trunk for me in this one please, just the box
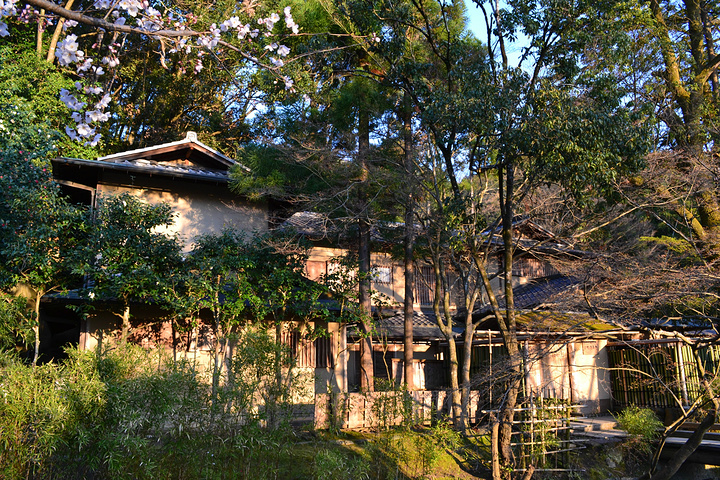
[211,316,222,407]
[403,227,414,390]
[447,333,462,423]
[36,9,45,58]
[650,339,720,480]
[32,292,41,366]
[120,302,130,345]
[459,316,474,432]
[431,255,462,424]
[650,407,717,480]
[171,318,177,364]
[46,0,76,62]
[491,412,501,480]
[497,161,523,477]
[402,93,415,391]
[358,105,374,392]
[359,216,374,392]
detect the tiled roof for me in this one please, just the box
[374,310,461,340]
[97,132,238,169]
[53,157,230,183]
[470,275,579,317]
[512,275,579,310]
[109,158,229,180]
[353,276,584,340]
[281,211,334,239]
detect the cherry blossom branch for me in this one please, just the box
[24,0,201,38]
[0,0,300,145]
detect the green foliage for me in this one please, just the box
[0,293,32,352]
[75,193,182,310]
[231,144,334,201]
[0,44,94,157]
[187,228,252,329]
[187,230,333,407]
[242,232,326,324]
[0,348,106,479]
[518,76,651,205]
[1,341,480,479]
[314,448,370,480]
[616,406,662,454]
[364,424,463,479]
[640,235,696,255]
[0,101,86,356]
[0,343,313,480]
[228,327,299,424]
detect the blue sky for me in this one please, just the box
[465,2,486,39]
[464,2,529,69]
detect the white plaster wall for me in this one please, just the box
[569,339,612,413]
[97,184,268,251]
[524,339,612,414]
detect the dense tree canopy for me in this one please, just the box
[1,0,720,478]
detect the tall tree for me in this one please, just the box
[340,3,649,476]
[0,102,85,363]
[582,0,719,151]
[186,229,253,403]
[644,0,719,150]
[2,0,303,147]
[75,193,183,346]
[232,1,401,392]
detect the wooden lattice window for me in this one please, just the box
[280,330,335,368]
[414,265,435,305]
[280,330,314,367]
[315,335,334,368]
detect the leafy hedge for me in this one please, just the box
[0,345,302,480]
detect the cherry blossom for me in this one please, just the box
[55,34,84,66]
[0,0,18,37]
[59,88,86,111]
[3,1,304,145]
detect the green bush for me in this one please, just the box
[314,448,370,480]
[0,343,308,479]
[0,349,106,479]
[616,406,663,454]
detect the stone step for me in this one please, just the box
[570,416,619,433]
[572,429,628,443]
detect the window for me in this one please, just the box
[414,265,435,305]
[512,257,559,278]
[280,329,335,368]
[315,334,335,368]
[305,260,326,281]
[372,266,392,284]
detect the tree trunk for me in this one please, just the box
[402,93,415,391]
[32,291,41,366]
[447,333,462,423]
[36,9,45,58]
[649,0,711,150]
[498,162,522,476]
[120,303,130,346]
[358,104,374,392]
[432,256,463,424]
[650,408,717,480]
[491,412,502,480]
[459,316,475,433]
[650,339,720,480]
[45,0,77,63]
[211,315,223,406]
